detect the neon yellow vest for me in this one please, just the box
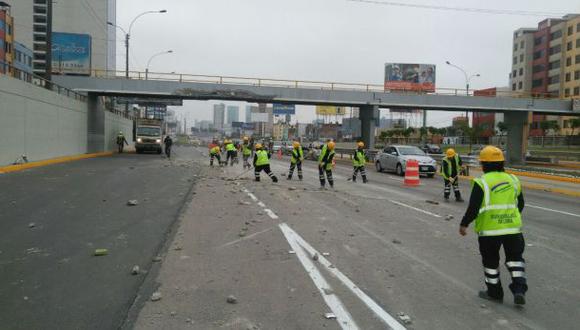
[255,150,270,166]
[242,144,252,156]
[226,143,236,152]
[473,172,522,236]
[441,155,460,179]
[210,146,220,155]
[353,150,366,167]
[318,145,335,171]
[291,147,303,164]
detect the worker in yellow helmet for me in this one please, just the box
[352,141,368,183]
[459,146,527,305]
[224,139,236,166]
[242,136,253,169]
[209,143,222,167]
[287,141,304,181]
[318,140,336,189]
[253,143,278,183]
[441,148,464,202]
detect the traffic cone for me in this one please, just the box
[404,159,420,186]
[277,148,283,160]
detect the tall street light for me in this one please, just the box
[146,50,173,80]
[107,9,167,78]
[445,60,480,122]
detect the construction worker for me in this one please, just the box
[318,141,336,189]
[241,137,253,169]
[441,148,464,202]
[224,139,236,166]
[209,144,222,167]
[116,131,128,153]
[287,141,304,181]
[163,135,173,159]
[253,143,278,182]
[459,146,527,305]
[352,141,368,183]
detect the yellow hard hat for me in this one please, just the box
[357,141,365,148]
[255,143,263,149]
[293,141,300,148]
[479,146,505,162]
[328,141,336,150]
[446,148,456,157]
[243,136,249,141]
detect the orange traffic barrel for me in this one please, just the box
[404,159,420,186]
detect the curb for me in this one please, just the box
[505,170,580,184]
[459,175,579,198]
[0,152,114,174]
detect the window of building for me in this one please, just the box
[513,70,517,77]
[33,0,47,4]
[33,6,47,14]
[520,40,525,48]
[512,83,517,91]
[564,88,570,97]
[514,43,518,51]
[575,71,580,80]
[548,60,560,70]
[533,64,545,73]
[569,26,574,36]
[568,42,573,51]
[566,72,571,82]
[519,54,524,62]
[534,36,543,46]
[518,81,523,90]
[548,75,560,84]
[519,68,524,75]
[549,44,561,55]
[513,57,517,64]
[532,79,543,88]
[577,38,580,48]
[578,23,580,32]
[550,30,562,40]
[33,15,47,24]
[533,50,543,59]
[566,57,572,66]
[576,54,580,64]
[575,87,580,96]
[33,34,47,42]
[33,25,47,33]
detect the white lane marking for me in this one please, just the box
[389,200,442,218]
[247,192,258,202]
[280,223,406,330]
[264,209,279,219]
[279,223,359,330]
[527,204,580,218]
[218,228,274,249]
[257,201,266,207]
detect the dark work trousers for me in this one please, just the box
[165,145,172,158]
[478,233,528,299]
[255,165,278,182]
[210,154,221,166]
[243,155,251,169]
[319,166,333,187]
[444,177,461,199]
[352,166,367,182]
[117,143,124,153]
[288,162,303,180]
[226,150,236,166]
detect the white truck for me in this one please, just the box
[135,119,163,154]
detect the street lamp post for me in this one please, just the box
[445,60,480,121]
[107,9,166,78]
[146,50,173,80]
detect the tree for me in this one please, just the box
[539,120,559,146]
[496,121,508,147]
[570,118,580,136]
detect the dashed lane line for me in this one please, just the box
[527,204,580,218]
[389,200,442,218]
[264,209,279,219]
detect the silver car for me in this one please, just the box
[375,145,437,178]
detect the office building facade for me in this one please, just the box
[226,105,239,125]
[213,103,225,131]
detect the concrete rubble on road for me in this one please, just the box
[151,292,162,301]
[152,256,162,262]
[324,313,337,319]
[445,215,454,221]
[28,223,36,228]
[131,265,140,275]
[398,312,412,324]
[94,249,108,256]
[312,253,319,261]
[127,200,138,206]
[226,295,238,304]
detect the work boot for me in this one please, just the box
[478,291,503,303]
[514,293,526,305]
[287,176,292,180]
[456,195,464,202]
[299,176,303,181]
[273,177,278,183]
[255,178,261,182]
[363,177,368,183]
[444,196,450,202]
[352,177,357,183]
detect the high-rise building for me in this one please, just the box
[0,3,14,75]
[213,103,225,131]
[510,14,580,136]
[226,105,239,125]
[245,105,254,123]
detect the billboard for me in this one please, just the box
[384,63,436,92]
[52,32,92,75]
[316,106,346,116]
[273,103,296,115]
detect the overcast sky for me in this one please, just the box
[116,0,579,127]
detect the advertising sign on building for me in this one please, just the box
[52,32,92,75]
[384,63,436,92]
[315,106,346,115]
[273,103,296,115]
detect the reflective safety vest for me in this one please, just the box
[291,147,303,164]
[210,146,220,155]
[226,143,236,152]
[441,154,461,179]
[353,149,366,167]
[242,144,252,156]
[255,150,270,166]
[473,172,522,237]
[318,144,335,171]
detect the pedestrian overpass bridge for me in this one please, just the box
[53,70,579,164]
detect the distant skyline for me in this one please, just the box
[116,0,580,127]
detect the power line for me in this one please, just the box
[347,0,570,17]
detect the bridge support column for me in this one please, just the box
[360,105,379,148]
[87,93,105,153]
[504,111,529,165]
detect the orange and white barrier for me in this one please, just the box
[404,159,420,186]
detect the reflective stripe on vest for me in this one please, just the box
[353,150,365,167]
[441,155,460,179]
[291,147,303,163]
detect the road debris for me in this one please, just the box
[151,292,162,301]
[127,200,138,206]
[322,288,334,295]
[425,200,439,205]
[312,253,319,261]
[322,252,331,257]
[28,223,36,228]
[288,250,296,254]
[152,256,162,262]
[226,295,238,304]
[94,249,108,256]
[392,239,402,245]
[238,200,251,206]
[398,312,412,324]
[324,313,337,319]
[288,186,297,191]
[131,265,140,275]
[170,311,177,317]
[445,215,454,221]
[174,246,183,251]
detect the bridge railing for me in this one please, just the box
[60,68,560,99]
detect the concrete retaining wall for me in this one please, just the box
[0,75,87,166]
[104,111,134,151]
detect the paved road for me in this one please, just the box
[2,147,579,329]
[133,148,580,329]
[0,148,199,330]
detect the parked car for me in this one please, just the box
[375,145,437,177]
[420,144,442,154]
